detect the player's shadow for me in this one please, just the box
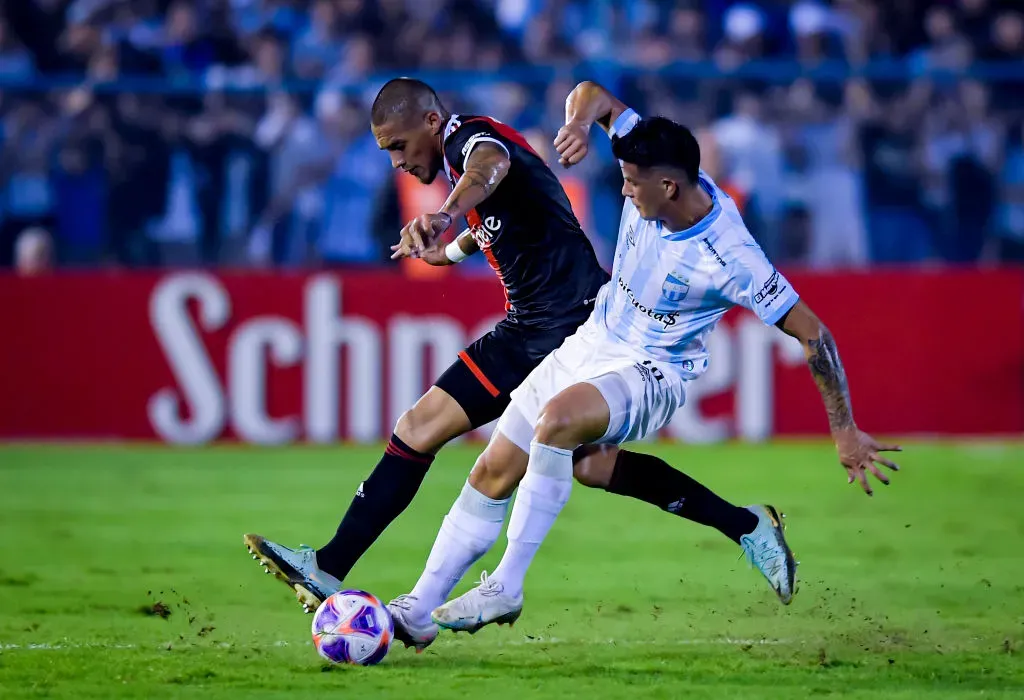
[385,641,721,678]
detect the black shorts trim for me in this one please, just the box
[435,357,511,430]
[434,321,583,430]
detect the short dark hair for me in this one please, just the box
[611,116,701,185]
[371,78,446,126]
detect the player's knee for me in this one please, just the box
[393,406,445,453]
[572,445,618,489]
[534,400,579,447]
[468,451,517,500]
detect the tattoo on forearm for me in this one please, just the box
[462,169,496,197]
[443,146,509,217]
[443,167,498,216]
[806,329,854,430]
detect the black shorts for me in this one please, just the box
[434,319,585,429]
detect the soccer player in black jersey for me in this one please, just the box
[243,79,773,631]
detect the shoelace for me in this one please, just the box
[478,571,503,596]
[448,572,503,613]
[389,594,417,611]
[742,536,784,579]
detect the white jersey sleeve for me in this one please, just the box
[609,108,641,139]
[720,240,800,326]
[590,104,799,369]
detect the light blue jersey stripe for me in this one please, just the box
[595,115,800,370]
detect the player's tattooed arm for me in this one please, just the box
[777,300,901,496]
[777,301,853,432]
[806,329,854,431]
[556,81,631,167]
[438,143,510,222]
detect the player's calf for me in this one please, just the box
[393,385,473,454]
[571,444,619,488]
[467,433,530,500]
[315,386,467,582]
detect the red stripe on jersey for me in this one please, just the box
[461,116,540,160]
[481,245,511,313]
[466,206,511,312]
[452,174,512,313]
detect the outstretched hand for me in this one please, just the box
[834,428,902,496]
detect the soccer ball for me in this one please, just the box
[311,590,394,666]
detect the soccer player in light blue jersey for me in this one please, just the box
[388,81,902,642]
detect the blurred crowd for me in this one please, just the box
[1,0,1023,275]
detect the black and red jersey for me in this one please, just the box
[442,114,609,330]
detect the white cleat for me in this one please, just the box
[243,534,342,612]
[431,571,522,634]
[739,505,797,605]
[387,595,438,652]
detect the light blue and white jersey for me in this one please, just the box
[590,109,800,373]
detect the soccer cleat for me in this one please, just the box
[430,571,523,634]
[243,534,342,612]
[387,595,438,652]
[739,505,797,605]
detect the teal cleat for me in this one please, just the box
[243,534,342,613]
[739,505,798,605]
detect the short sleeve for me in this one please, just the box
[443,120,511,175]
[721,240,800,326]
[609,108,641,139]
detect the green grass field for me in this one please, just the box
[1,442,1022,699]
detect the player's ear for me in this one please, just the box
[663,177,679,201]
[426,111,442,135]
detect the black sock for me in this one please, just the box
[605,451,758,544]
[316,434,435,580]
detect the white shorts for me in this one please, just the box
[496,321,690,453]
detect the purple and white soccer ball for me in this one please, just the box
[311,590,394,666]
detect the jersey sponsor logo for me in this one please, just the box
[662,273,690,303]
[461,133,505,159]
[461,134,482,157]
[626,224,636,250]
[468,216,502,250]
[469,226,491,249]
[617,276,680,328]
[754,270,785,305]
[702,237,727,267]
[634,359,665,384]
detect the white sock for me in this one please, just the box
[406,481,509,624]
[491,441,573,599]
